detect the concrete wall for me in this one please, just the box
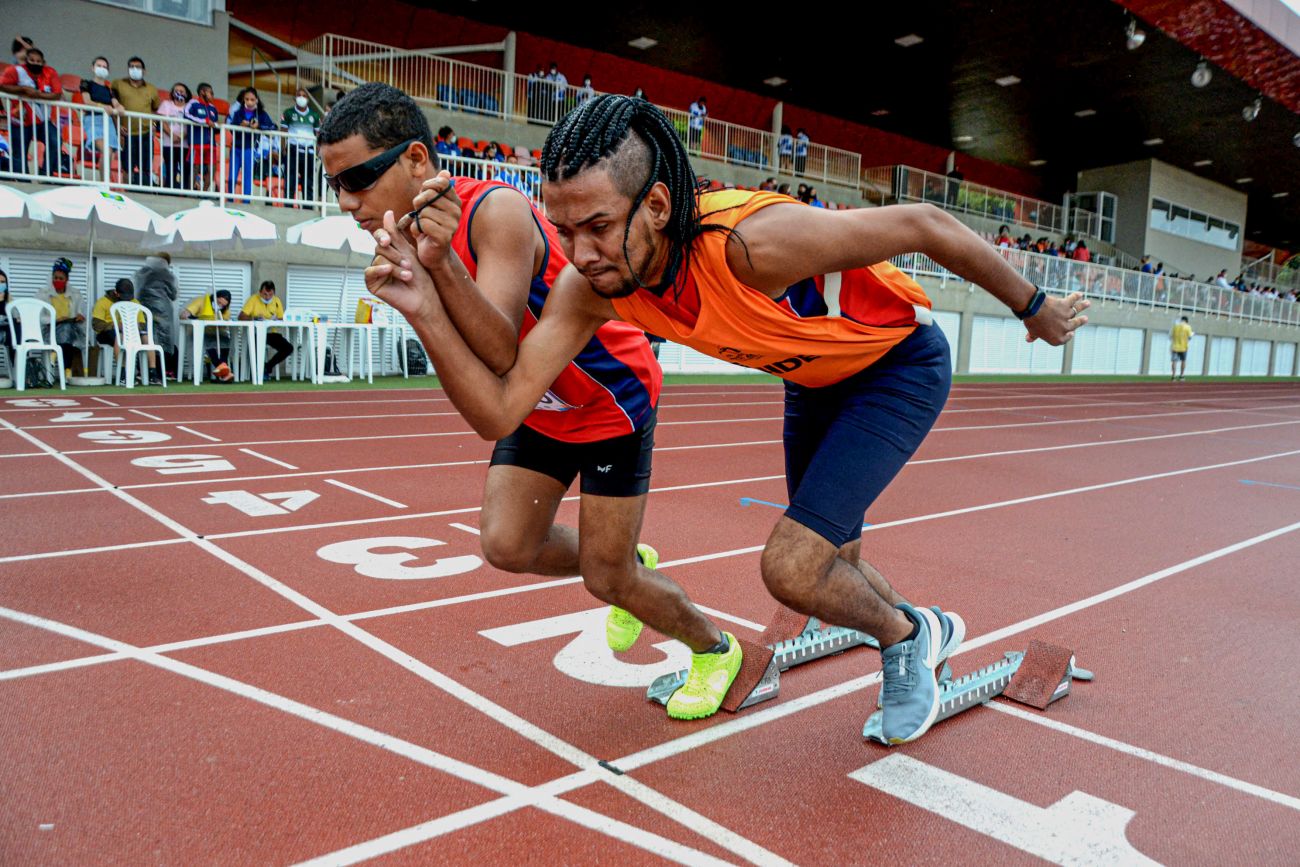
[6,0,229,100]
[1144,159,1248,282]
[1077,160,1150,257]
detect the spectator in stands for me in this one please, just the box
[90,277,135,376]
[1214,269,1231,289]
[282,87,322,206]
[496,153,536,198]
[777,125,793,172]
[547,61,568,121]
[632,86,647,101]
[1045,240,1060,257]
[226,87,274,200]
[794,127,810,174]
[526,64,546,122]
[41,258,85,377]
[795,183,809,203]
[1138,255,1153,273]
[80,57,123,169]
[133,252,178,384]
[435,125,459,157]
[1072,239,1090,262]
[808,186,825,208]
[995,225,1013,247]
[688,96,707,152]
[113,56,160,187]
[0,46,62,177]
[157,82,190,190]
[484,141,504,162]
[185,82,220,192]
[11,36,33,66]
[1170,316,1193,381]
[240,280,293,379]
[577,73,595,106]
[776,182,792,196]
[759,177,776,192]
[945,161,963,207]
[179,287,234,380]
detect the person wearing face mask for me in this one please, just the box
[184,82,220,192]
[577,73,595,106]
[157,82,191,190]
[0,46,62,177]
[112,56,161,188]
[226,87,274,200]
[281,87,322,206]
[79,57,124,170]
[40,258,86,377]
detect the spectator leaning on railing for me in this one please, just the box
[688,95,707,151]
[79,56,123,166]
[184,83,220,192]
[226,87,275,200]
[157,82,191,190]
[794,127,809,174]
[282,87,322,206]
[0,46,62,177]
[113,57,160,187]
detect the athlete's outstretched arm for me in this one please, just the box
[367,210,608,441]
[372,171,535,374]
[726,202,1087,345]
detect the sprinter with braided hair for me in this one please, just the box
[369,95,1089,741]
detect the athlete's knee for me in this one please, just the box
[479,525,542,574]
[760,519,834,608]
[579,548,638,603]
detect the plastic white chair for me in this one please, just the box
[282,308,317,381]
[111,301,166,388]
[8,298,66,391]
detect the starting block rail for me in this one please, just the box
[863,647,1094,744]
[647,618,879,711]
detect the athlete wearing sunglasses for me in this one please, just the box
[323,137,418,196]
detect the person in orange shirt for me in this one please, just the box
[367,95,1087,742]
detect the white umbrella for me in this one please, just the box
[0,184,54,230]
[32,186,167,381]
[150,202,279,353]
[286,214,375,322]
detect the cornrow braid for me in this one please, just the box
[542,94,727,295]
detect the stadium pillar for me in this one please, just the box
[771,102,783,173]
[503,32,517,118]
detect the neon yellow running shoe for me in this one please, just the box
[666,632,743,720]
[604,544,658,652]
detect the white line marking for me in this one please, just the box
[130,410,164,421]
[449,522,480,536]
[985,702,1300,814]
[238,448,299,470]
[323,478,408,509]
[0,537,189,564]
[613,517,1300,774]
[0,486,103,501]
[175,425,220,442]
[90,397,119,407]
[695,605,766,633]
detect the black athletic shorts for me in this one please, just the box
[490,408,656,498]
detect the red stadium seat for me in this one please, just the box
[59,73,81,95]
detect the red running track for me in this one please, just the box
[1,381,1299,865]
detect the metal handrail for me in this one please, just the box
[248,44,285,120]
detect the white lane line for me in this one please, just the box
[0,537,189,564]
[449,522,480,536]
[695,605,766,633]
[614,517,1300,774]
[323,478,408,509]
[130,410,164,421]
[122,458,488,492]
[985,702,1300,814]
[90,397,119,407]
[0,486,103,501]
[238,448,299,470]
[175,425,220,443]
[26,409,464,430]
[0,452,47,459]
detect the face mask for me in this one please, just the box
[128,67,143,81]
[52,278,68,291]
[25,62,44,77]
[295,96,308,109]
[0,281,7,292]
[93,65,109,79]
[174,91,185,101]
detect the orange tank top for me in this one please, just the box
[610,190,932,387]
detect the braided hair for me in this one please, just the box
[542,94,727,295]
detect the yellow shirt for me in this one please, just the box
[49,292,75,321]
[241,294,284,333]
[1170,322,1193,353]
[92,296,147,333]
[185,294,232,321]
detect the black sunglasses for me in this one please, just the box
[325,138,418,195]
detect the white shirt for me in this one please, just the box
[689,102,706,130]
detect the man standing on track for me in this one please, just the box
[321,84,740,720]
[1170,316,1193,381]
[367,95,1089,744]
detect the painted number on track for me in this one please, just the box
[480,608,690,688]
[78,429,172,444]
[132,454,235,475]
[316,537,482,580]
[202,489,319,517]
[7,398,79,408]
[50,411,124,423]
[849,755,1158,866]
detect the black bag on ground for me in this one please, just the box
[405,338,427,375]
[24,355,53,388]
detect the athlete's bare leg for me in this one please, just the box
[578,492,723,653]
[837,537,906,609]
[478,465,578,576]
[762,517,912,646]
